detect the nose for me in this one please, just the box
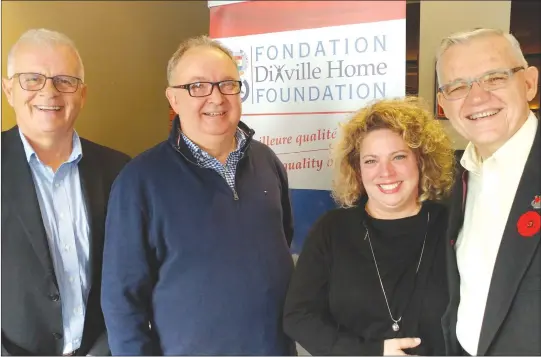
[379,160,396,177]
[207,84,225,104]
[39,78,59,96]
[466,81,491,103]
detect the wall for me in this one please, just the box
[418,1,511,149]
[2,1,516,153]
[1,1,209,157]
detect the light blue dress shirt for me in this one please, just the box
[19,129,91,354]
[181,128,247,192]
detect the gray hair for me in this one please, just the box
[435,28,528,85]
[7,28,85,81]
[167,35,236,85]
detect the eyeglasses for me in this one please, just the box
[170,80,242,97]
[438,66,525,100]
[10,73,82,93]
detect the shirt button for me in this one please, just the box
[52,332,63,340]
[59,213,64,219]
[64,245,70,252]
[49,293,60,302]
[69,276,74,283]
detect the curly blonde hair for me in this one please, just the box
[331,96,455,207]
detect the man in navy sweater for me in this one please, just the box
[101,35,295,355]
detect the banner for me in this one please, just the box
[209,1,406,254]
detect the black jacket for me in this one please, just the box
[442,119,541,356]
[1,126,130,355]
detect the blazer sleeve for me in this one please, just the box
[283,214,383,356]
[1,342,10,356]
[101,171,160,355]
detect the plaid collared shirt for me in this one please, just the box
[181,129,247,192]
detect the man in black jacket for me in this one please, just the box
[437,28,540,356]
[1,28,130,356]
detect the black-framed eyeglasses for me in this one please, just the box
[438,66,525,100]
[170,80,242,97]
[10,72,83,93]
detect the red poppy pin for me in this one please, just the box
[517,211,541,237]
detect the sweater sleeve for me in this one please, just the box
[283,214,383,356]
[101,171,161,355]
[276,159,294,247]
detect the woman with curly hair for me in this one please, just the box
[283,97,455,356]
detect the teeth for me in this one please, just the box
[379,182,400,190]
[36,105,61,111]
[469,110,499,120]
[205,112,225,116]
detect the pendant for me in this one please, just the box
[392,322,400,332]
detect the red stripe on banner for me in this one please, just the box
[275,148,330,156]
[243,111,354,117]
[210,1,405,38]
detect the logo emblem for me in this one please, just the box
[233,50,249,77]
[232,50,250,103]
[240,79,250,103]
[531,195,540,209]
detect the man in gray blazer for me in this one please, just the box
[1,28,130,356]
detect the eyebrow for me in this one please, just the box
[445,67,510,84]
[361,150,408,159]
[185,76,237,83]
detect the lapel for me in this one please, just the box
[442,158,467,355]
[445,165,467,304]
[78,140,106,284]
[477,120,541,355]
[2,127,58,287]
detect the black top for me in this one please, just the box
[283,200,449,356]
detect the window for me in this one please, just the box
[511,1,541,113]
[405,1,420,95]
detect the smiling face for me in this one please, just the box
[360,128,420,217]
[2,43,86,140]
[165,46,241,146]
[437,35,538,158]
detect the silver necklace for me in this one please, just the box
[364,211,430,332]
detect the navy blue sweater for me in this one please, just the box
[101,119,295,355]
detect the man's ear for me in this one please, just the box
[436,92,447,117]
[165,87,178,113]
[2,78,15,107]
[80,84,88,109]
[524,65,539,102]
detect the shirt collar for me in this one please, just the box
[461,111,538,173]
[18,128,83,164]
[181,127,247,161]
